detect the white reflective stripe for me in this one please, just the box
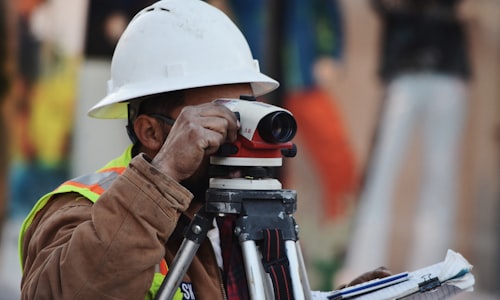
[68,171,121,190]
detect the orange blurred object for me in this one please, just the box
[285,88,358,220]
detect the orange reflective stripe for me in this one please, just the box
[98,166,127,175]
[160,258,168,276]
[64,180,106,195]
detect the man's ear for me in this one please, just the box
[133,115,166,151]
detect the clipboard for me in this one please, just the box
[328,272,409,299]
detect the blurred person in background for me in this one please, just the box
[235,0,358,290]
[207,0,358,290]
[341,0,471,278]
[6,0,46,220]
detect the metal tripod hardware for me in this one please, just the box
[154,209,214,300]
[155,186,312,300]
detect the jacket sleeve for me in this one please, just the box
[20,154,193,299]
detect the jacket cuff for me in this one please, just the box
[127,153,193,213]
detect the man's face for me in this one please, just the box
[168,84,253,200]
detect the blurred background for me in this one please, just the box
[0,0,498,299]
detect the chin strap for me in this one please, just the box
[127,103,139,144]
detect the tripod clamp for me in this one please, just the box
[205,188,298,240]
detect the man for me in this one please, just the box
[342,0,471,278]
[19,0,390,299]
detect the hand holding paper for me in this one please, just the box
[312,249,475,300]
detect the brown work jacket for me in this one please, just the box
[20,154,226,299]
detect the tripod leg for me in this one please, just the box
[155,209,214,300]
[285,240,313,300]
[241,240,273,299]
[155,239,200,300]
[294,241,313,300]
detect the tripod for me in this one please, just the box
[154,176,313,300]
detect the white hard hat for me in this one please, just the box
[88,0,279,119]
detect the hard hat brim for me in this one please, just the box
[88,70,279,119]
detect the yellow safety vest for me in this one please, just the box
[19,145,182,300]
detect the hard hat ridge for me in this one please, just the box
[88,0,279,119]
